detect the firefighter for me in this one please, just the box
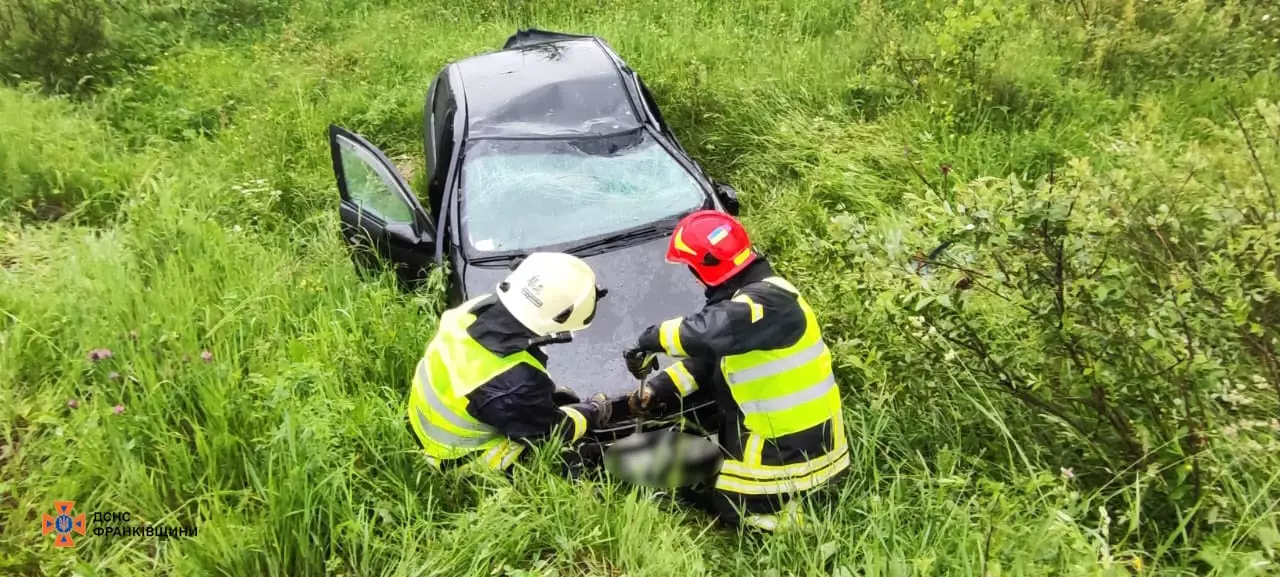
[621,210,849,532]
[407,252,613,472]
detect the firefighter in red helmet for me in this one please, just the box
[622,210,849,532]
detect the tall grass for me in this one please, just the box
[2,0,1278,575]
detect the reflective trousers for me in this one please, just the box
[405,417,602,479]
[676,468,848,532]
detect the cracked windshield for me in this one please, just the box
[460,130,705,253]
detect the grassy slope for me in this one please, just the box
[2,0,1278,575]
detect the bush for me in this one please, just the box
[863,99,1280,530]
[0,0,294,96]
[0,0,146,95]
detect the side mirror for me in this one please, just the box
[714,182,740,216]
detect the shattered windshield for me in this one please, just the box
[460,130,706,254]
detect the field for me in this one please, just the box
[2,0,1279,575]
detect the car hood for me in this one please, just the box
[461,236,706,399]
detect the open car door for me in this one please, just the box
[328,125,436,289]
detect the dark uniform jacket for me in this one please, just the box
[637,259,843,478]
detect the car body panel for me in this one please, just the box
[461,235,706,398]
[453,38,642,139]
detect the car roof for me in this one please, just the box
[452,38,643,139]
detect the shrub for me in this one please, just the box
[0,0,294,97]
[0,0,145,95]
[873,99,1280,530]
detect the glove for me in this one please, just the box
[623,346,658,380]
[552,386,581,406]
[627,383,659,418]
[584,393,613,428]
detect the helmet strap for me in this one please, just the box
[529,331,573,347]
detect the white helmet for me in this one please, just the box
[497,252,604,337]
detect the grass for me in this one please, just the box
[2,0,1279,575]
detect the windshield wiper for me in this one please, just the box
[468,252,525,265]
[566,222,675,256]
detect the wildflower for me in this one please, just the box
[68,399,79,409]
[940,163,952,176]
[88,348,114,362]
[113,404,125,415]
[1061,467,1075,480]
[201,350,213,363]
[108,371,120,381]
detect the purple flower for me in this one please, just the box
[67,399,79,409]
[88,348,114,362]
[113,404,125,415]
[108,371,120,381]
[200,350,213,363]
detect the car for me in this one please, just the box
[325,29,742,446]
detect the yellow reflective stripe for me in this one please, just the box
[413,406,495,448]
[498,443,526,470]
[672,227,696,256]
[760,276,799,294]
[658,318,687,357]
[744,515,778,532]
[559,406,588,442]
[714,451,850,495]
[739,373,836,414]
[416,359,496,434]
[665,363,698,397]
[732,294,763,323]
[744,433,765,467]
[725,339,826,385]
[480,442,504,469]
[720,441,848,480]
[732,248,752,266]
[743,500,805,532]
[479,439,524,470]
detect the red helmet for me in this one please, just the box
[665,210,757,286]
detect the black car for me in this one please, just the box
[326,29,741,444]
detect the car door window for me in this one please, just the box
[335,135,416,224]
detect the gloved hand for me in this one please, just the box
[623,346,659,380]
[584,393,613,428]
[553,386,581,406]
[627,383,659,418]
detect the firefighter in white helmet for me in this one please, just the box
[406,252,612,471]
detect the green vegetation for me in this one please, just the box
[2,0,1278,574]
